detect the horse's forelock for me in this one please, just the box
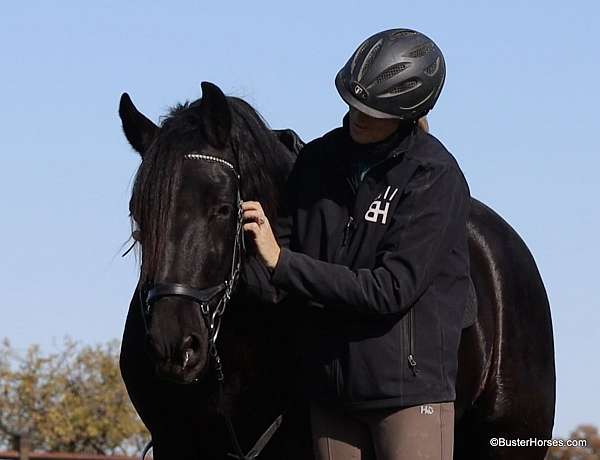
[131,136,184,282]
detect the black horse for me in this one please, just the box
[118,82,555,460]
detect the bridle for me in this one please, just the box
[138,152,283,460]
[140,152,245,357]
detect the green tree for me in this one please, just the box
[0,338,148,455]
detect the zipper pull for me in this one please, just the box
[342,216,354,246]
[408,354,418,376]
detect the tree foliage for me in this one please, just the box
[1,337,596,459]
[546,425,600,460]
[0,338,148,455]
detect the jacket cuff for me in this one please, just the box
[270,246,293,286]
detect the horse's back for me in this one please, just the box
[454,197,555,460]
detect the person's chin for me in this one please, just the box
[350,127,371,144]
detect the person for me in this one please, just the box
[241,28,471,460]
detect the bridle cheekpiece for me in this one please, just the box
[140,151,245,375]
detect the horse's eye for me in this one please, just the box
[132,230,142,241]
[217,205,231,217]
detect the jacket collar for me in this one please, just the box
[337,114,419,178]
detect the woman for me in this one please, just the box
[242,28,471,460]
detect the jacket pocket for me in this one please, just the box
[407,308,418,377]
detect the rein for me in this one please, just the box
[139,152,283,460]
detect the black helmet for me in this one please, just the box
[335,28,446,120]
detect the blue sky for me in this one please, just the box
[1,1,597,439]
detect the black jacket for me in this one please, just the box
[242,122,471,411]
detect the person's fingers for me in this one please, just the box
[241,200,263,212]
[243,209,266,225]
[243,222,261,234]
[243,209,260,220]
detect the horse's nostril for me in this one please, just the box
[181,334,202,369]
[182,334,201,352]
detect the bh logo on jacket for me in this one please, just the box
[365,186,399,225]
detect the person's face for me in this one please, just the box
[348,107,401,144]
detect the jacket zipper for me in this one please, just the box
[407,308,418,376]
[344,150,403,195]
[340,176,358,248]
[365,151,403,177]
[333,359,344,397]
[342,215,354,246]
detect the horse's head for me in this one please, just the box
[119,82,291,384]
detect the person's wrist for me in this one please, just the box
[270,247,290,284]
[267,247,281,274]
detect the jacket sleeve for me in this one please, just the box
[269,162,470,316]
[240,211,292,305]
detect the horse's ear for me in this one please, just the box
[119,93,159,156]
[199,82,231,148]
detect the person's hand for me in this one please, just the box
[241,201,281,270]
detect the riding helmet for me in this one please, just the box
[335,28,446,120]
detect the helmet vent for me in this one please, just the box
[358,39,383,82]
[423,57,440,76]
[379,79,422,98]
[373,62,411,86]
[409,44,434,58]
[391,30,418,39]
[351,40,370,75]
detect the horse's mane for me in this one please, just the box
[130,96,295,280]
